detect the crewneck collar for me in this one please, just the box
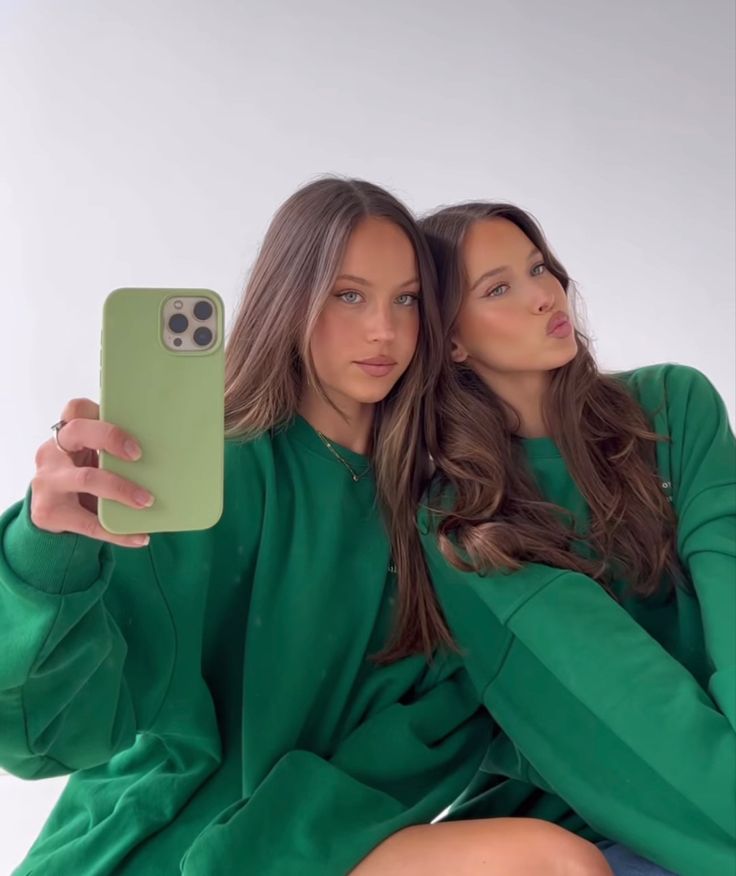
[285,414,372,472]
[517,434,562,461]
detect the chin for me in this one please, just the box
[342,377,402,405]
[350,387,397,405]
[550,338,578,369]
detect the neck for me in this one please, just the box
[473,366,552,438]
[298,388,374,454]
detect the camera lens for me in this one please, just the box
[194,300,213,321]
[193,326,213,347]
[169,314,188,333]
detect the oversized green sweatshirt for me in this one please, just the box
[423,364,736,876]
[0,415,490,875]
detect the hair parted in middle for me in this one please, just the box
[224,176,455,661]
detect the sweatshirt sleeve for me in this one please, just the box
[178,658,490,876]
[664,365,736,727]
[0,486,176,779]
[421,530,736,876]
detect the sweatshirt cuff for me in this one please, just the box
[0,485,106,595]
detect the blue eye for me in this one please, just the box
[337,290,362,304]
[396,293,419,307]
[531,263,546,276]
[485,284,509,298]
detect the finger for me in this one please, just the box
[56,466,155,509]
[60,506,150,548]
[30,491,150,548]
[59,397,100,423]
[56,417,142,461]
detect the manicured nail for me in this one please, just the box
[125,440,142,460]
[132,535,149,546]
[134,490,154,507]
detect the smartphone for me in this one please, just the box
[98,287,225,534]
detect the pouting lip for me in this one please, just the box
[546,311,570,334]
[354,356,397,366]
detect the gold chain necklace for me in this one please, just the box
[315,431,371,482]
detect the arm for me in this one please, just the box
[421,532,736,876]
[0,431,258,782]
[0,487,175,778]
[484,569,736,876]
[663,365,736,726]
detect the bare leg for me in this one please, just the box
[351,818,614,876]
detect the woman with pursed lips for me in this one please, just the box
[417,202,735,876]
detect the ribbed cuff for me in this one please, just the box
[0,485,106,595]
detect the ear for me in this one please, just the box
[450,336,469,364]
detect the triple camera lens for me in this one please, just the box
[167,299,214,346]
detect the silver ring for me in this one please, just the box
[50,419,72,455]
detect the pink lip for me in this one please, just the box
[355,357,397,377]
[356,357,396,365]
[546,312,571,338]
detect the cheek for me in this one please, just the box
[310,309,350,378]
[311,310,336,349]
[458,304,526,350]
[400,309,420,355]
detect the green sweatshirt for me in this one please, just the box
[0,415,490,875]
[423,363,736,876]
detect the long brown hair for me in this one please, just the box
[224,177,453,661]
[419,202,681,598]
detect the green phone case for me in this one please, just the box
[98,287,225,534]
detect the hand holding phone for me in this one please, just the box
[30,397,153,549]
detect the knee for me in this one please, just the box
[548,827,612,876]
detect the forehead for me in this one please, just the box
[463,218,533,272]
[339,216,417,280]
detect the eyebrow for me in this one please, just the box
[468,247,543,291]
[334,274,420,289]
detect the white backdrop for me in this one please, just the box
[1,0,734,870]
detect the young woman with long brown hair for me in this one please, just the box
[417,202,736,876]
[0,180,613,875]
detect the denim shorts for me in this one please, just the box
[597,841,679,875]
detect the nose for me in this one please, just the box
[531,282,556,314]
[366,301,396,343]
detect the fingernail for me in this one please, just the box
[132,535,150,546]
[125,440,142,460]
[134,490,155,507]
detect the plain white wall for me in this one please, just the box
[1,0,734,869]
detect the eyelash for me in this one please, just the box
[336,291,362,304]
[484,263,546,298]
[335,291,420,307]
[396,293,420,307]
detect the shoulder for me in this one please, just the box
[221,431,276,517]
[224,429,273,471]
[612,363,723,426]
